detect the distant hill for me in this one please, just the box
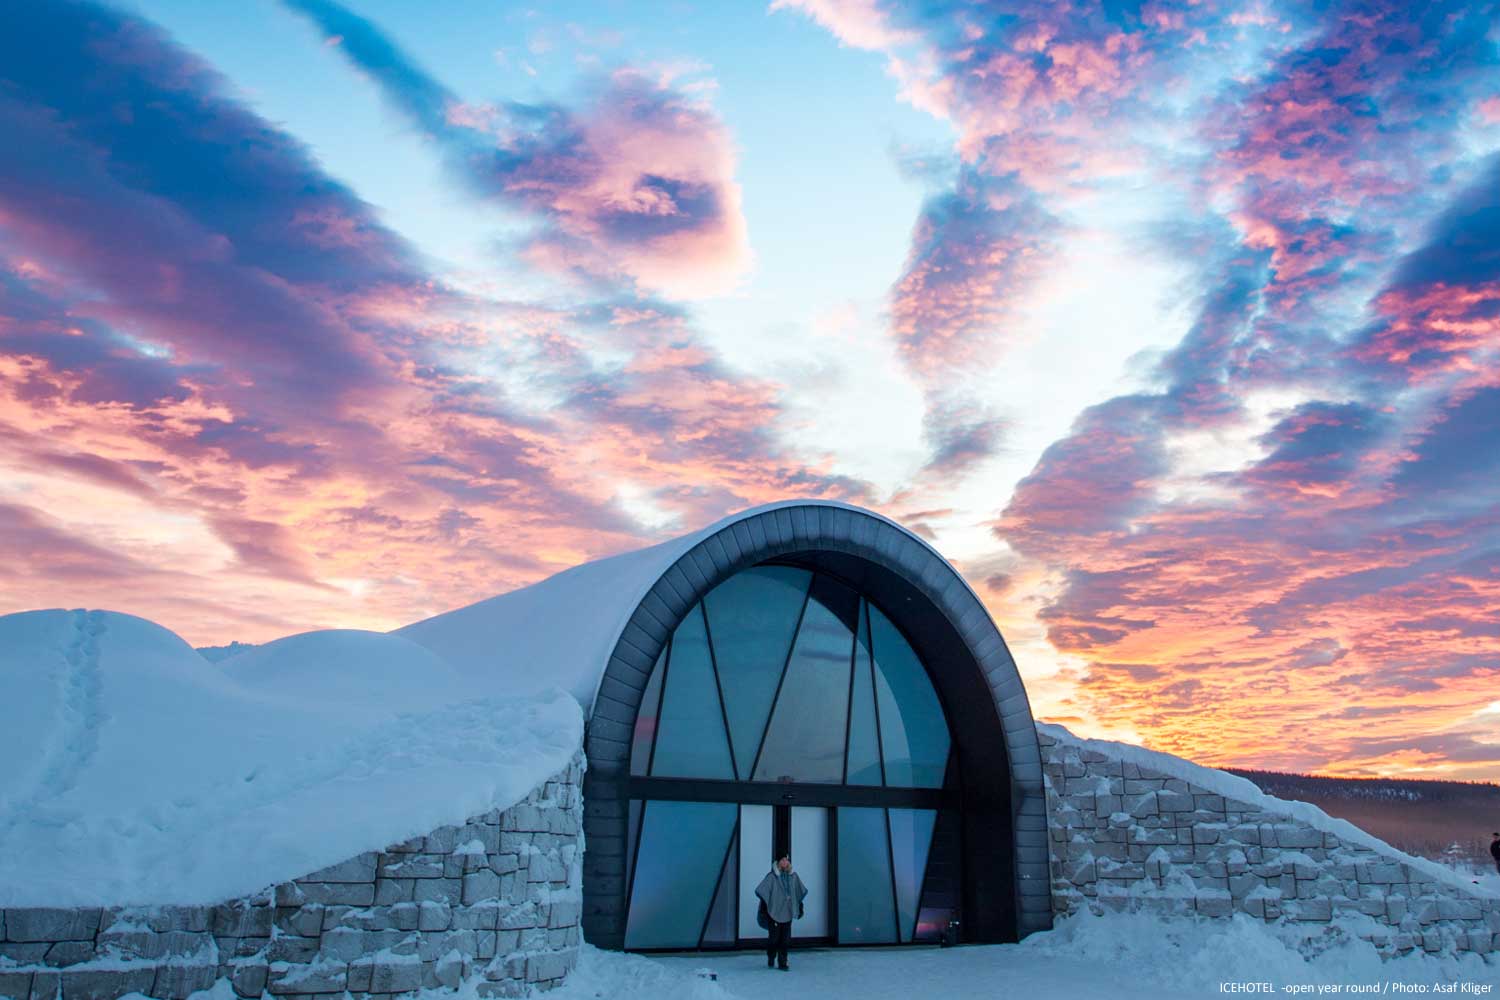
[1228,768,1500,869]
[196,641,259,662]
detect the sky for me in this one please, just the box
[2,0,1498,782]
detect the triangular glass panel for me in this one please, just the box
[844,600,882,785]
[699,827,738,945]
[753,574,857,783]
[869,603,950,788]
[887,808,937,942]
[650,605,734,778]
[702,565,812,775]
[836,806,897,943]
[629,648,666,776]
[624,801,737,949]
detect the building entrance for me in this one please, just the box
[737,804,829,942]
[619,563,965,951]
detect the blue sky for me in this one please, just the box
[3,0,1500,779]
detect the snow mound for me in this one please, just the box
[1040,722,1500,899]
[395,540,678,709]
[546,945,734,1000]
[0,608,582,907]
[220,628,464,713]
[1021,907,1498,988]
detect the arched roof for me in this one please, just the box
[397,500,1049,941]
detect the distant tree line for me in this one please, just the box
[1227,769,1500,869]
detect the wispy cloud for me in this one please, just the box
[0,0,860,644]
[284,0,750,299]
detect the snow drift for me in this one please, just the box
[0,608,581,907]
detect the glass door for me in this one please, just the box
[737,804,773,937]
[790,806,828,938]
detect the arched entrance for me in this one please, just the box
[580,503,1050,950]
[623,563,958,948]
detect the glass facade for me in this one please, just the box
[623,562,954,948]
[753,575,858,782]
[629,565,949,789]
[623,801,737,950]
[836,807,897,943]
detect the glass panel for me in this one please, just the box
[887,808,937,942]
[869,604,950,788]
[651,605,734,778]
[737,804,773,936]
[629,648,666,777]
[700,832,738,945]
[753,575,858,783]
[624,801,737,949]
[836,807,896,943]
[844,600,882,785]
[915,906,954,943]
[913,805,961,943]
[626,798,643,893]
[790,806,828,937]
[702,566,812,772]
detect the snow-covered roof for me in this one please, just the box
[394,499,945,713]
[0,608,581,906]
[0,500,937,907]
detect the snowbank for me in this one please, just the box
[1040,722,1500,899]
[118,906,1498,1000]
[1018,906,1498,991]
[631,906,1497,1000]
[0,609,582,907]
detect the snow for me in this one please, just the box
[394,499,961,714]
[108,907,1499,1000]
[639,908,1497,999]
[1041,722,1500,899]
[543,904,1500,1000]
[0,608,582,907]
[0,501,966,906]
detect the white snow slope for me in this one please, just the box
[0,608,582,907]
[0,501,923,909]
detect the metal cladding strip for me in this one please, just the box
[705,532,733,570]
[617,622,662,661]
[596,675,641,709]
[679,549,713,593]
[745,514,768,551]
[584,502,1052,948]
[631,600,674,641]
[829,507,853,546]
[608,641,653,677]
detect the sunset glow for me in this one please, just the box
[2,0,1497,781]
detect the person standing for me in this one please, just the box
[755,854,808,971]
[1490,832,1500,875]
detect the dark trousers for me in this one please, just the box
[766,919,790,967]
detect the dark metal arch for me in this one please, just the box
[582,502,1050,948]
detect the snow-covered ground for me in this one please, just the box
[118,906,1499,1000]
[554,909,1499,1000]
[0,609,582,906]
[294,905,1483,1000]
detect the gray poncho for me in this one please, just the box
[754,868,808,924]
